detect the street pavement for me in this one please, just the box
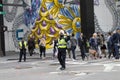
[0,49,120,80]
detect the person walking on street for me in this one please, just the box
[28,36,35,56]
[39,38,46,59]
[70,33,77,60]
[52,38,58,59]
[18,38,27,62]
[107,32,113,59]
[66,35,71,58]
[111,28,120,60]
[97,32,102,58]
[78,33,87,61]
[89,33,98,59]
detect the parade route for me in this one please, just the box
[0,52,120,80]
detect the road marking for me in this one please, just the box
[0,61,17,63]
[75,72,87,76]
[56,66,61,70]
[30,62,39,65]
[50,71,87,76]
[104,64,114,72]
[66,61,87,65]
[104,63,120,72]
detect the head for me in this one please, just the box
[59,30,64,38]
[116,28,120,33]
[80,33,83,37]
[97,32,101,36]
[30,35,32,38]
[93,33,97,38]
[108,32,111,36]
[59,30,64,35]
[60,34,64,38]
[21,38,24,42]
[72,33,74,37]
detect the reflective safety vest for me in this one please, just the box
[19,41,27,49]
[58,38,67,48]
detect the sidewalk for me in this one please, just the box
[0,51,50,62]
[0,48,80,61]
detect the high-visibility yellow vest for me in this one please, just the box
[19,41,27,49]
[58,38,67,48]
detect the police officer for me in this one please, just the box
[111,28,120,60]
[18,38,27,62]
[57,31,68,70]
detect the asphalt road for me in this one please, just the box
[0,51,120,80]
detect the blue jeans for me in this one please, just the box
[107,42,113,58]
[114,44,120,59]
[71,46,76,59]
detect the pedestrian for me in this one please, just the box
[89,33,98,59]
[52,38,58,59]
[107,32,113,59]
[66,34,71,58]
[100,34,107,58]
[97,32,102,58]
[18,38,27,62]
[111,28,120,60]
[70,33,77,61]
[78,33,87,61]
[28,36,35,56]
[57,31,67,70]
[67,39,71,58]
[39,38,46,59]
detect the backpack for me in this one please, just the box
[97,37,101,45]
[67,40,71,49]
[71,38,77,46]
[86,41,90,48]
[89,38,92,46]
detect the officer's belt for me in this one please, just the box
[58,44,66,46]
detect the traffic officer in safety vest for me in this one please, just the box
[18,38,27,62]
[57,31,68,70]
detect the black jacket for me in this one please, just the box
[111,33,120,44]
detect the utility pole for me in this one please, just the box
[80,0,94,39]
[0,0,5,56]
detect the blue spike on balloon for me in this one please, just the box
[76,32,80,39]
[67,29,73,34]
[47,3,54,10]
[58,0,63,3]
[76,22,80,28]
[75,5,80,17]
[60,8,73,19]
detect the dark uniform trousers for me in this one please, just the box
[58,48,66,68]
[19,49,26,62]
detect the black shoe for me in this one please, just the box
[30,54,32,56]
[60,67,65,70]
[18,61,21,62]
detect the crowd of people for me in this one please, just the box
[18,28,120,70]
